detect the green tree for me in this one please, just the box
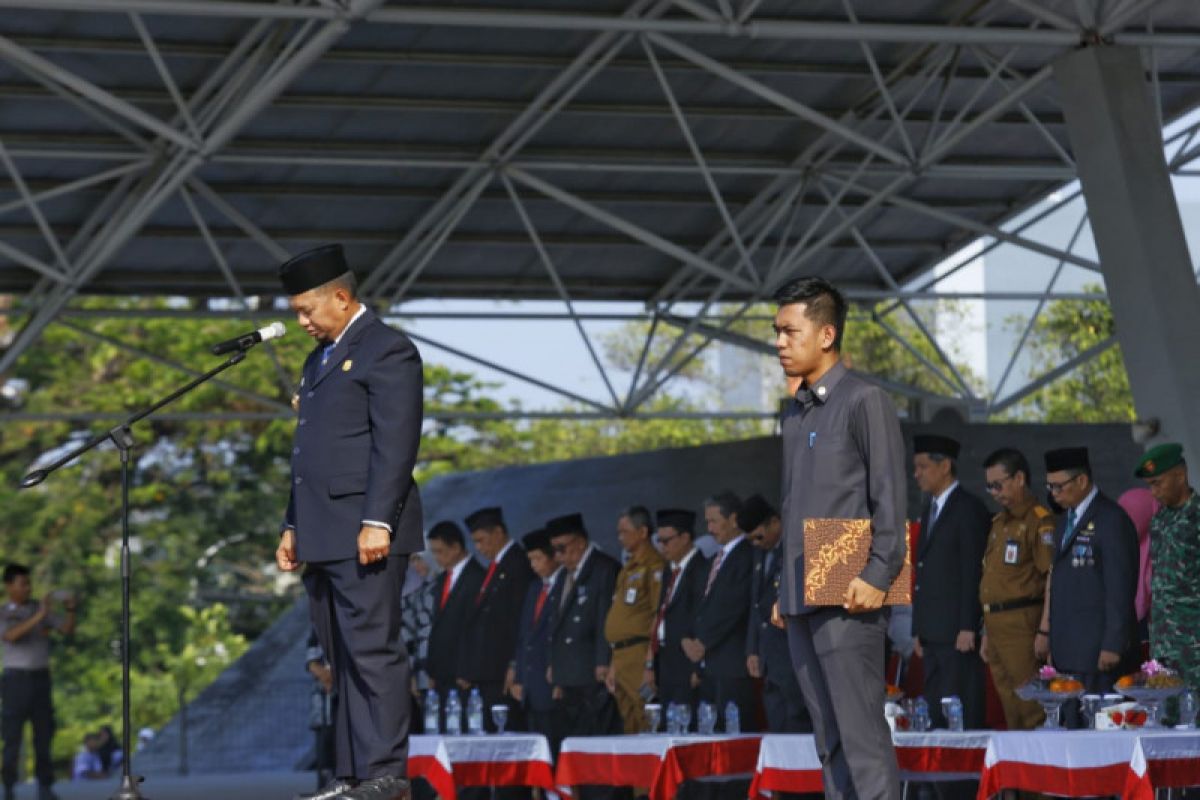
[1001,287,1135,422]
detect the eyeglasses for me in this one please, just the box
[1046,474,1083,494]
[985,475,1013,493]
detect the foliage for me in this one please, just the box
[999,287,1135,422]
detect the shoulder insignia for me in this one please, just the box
[1032,506,1051,519]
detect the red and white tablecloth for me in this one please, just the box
[977,729,1200,800]
[748,731,990,798]
[555,734,762,800]
[409,734,555,800]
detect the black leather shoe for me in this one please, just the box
[340,775,409,800]
[293,778,358,800]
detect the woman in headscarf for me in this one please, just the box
[1118,487,1160,655]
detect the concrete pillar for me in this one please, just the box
[1054,45,1200,465]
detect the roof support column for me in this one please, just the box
[1054,45,1200,458]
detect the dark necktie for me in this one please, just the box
[704,550,725,596]
[650,566,681,656]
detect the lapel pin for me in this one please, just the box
[816,385,826,398]
[342,360,353,372]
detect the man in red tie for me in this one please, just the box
[457,507,534,739]
[509,530,564,754]
[425,521,484,732]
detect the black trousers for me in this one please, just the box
[920,641,986,729]
[2,669,55,789]
[305,555,410,782]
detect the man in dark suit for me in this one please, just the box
[275,244,423,800]
[1044,447,1138,725]
[911,434,990,729]
[546,513,621,739]
[642,509,709,724]
[689,492,756,731]
[426,521,485,732]
[458,507,534,733]
[741,495,811,733]
[509,530,564,755]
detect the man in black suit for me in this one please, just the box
[1044,447,1138,725]
[911,434,990,729]
[426,521,485,732]
[546,513,621,739]
[741,495,811,733]
[459,507,534,733]
[642,509,709,724]
[688,492,756,731]
[509,530,564,755]
[276,244,423,800]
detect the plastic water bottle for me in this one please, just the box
[914,697,930,732]
[467,687,484,735]
[445,689,462,735]
[942,695,964,731]
[724,701,740,734]
[424,690,440,734]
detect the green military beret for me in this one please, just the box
[1135,442,1185,478]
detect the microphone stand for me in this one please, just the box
[19,349,253,800]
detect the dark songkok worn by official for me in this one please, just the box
[912,434,960,459]
[546,513,586,538]
[655,508,695,534]
[465,506,504,532]
[1045,446,1090,473]
[737,494,776,533]
[522,528,551,553]
[279,243,350,295]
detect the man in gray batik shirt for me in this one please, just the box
[2,563,76,800]
[774,278,907,800]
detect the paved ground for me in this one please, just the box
[18,771,315,800]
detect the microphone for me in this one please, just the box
[211,322,286,355]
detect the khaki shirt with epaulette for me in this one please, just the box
[979,495,1057,606]
[604,542,665,644]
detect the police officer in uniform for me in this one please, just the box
[1044,447,1138,726]
[603,506,664,733]
[741,496,811,733]
[978,448,1056,730]
[276,244,423,800]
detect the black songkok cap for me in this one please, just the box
[1045,447,1090,473]
[464,506,505,532]
[737,494,777,533]
[545,513,587,539]
[521,528,552,556]
[655,508,695,535]
[279,244,350,296]
[913,434,961,460]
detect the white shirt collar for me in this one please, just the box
[933,481,959,512]
[674,546,699,572]
[494,539,515,564]
[719,533,746,558]
[1071,485,1100,522]
[332,304,367,347]
[574,543,595,576]
[448,555,469,586]
[546,566,563,588]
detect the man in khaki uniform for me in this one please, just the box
[604,506,665,733]
[979,448,1057,730]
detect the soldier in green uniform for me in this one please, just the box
[978,448,1057,730]
[603,506,665,733]
[1136,442,1200,690]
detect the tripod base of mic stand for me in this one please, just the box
[109,774,147,800]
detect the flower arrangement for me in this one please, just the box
[1116,659,1184,690]
[1031,665,1083,693]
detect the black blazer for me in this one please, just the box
[514,574,562,713]
[285,307,425,562]
[693,538,754,678]
[427,559,485,688]
[1049,490,1138,672]
[745,545,790,681]
[549,547,620,689]
[912,485,990,645]
[458,542,535,684]
[656,549,710,697]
